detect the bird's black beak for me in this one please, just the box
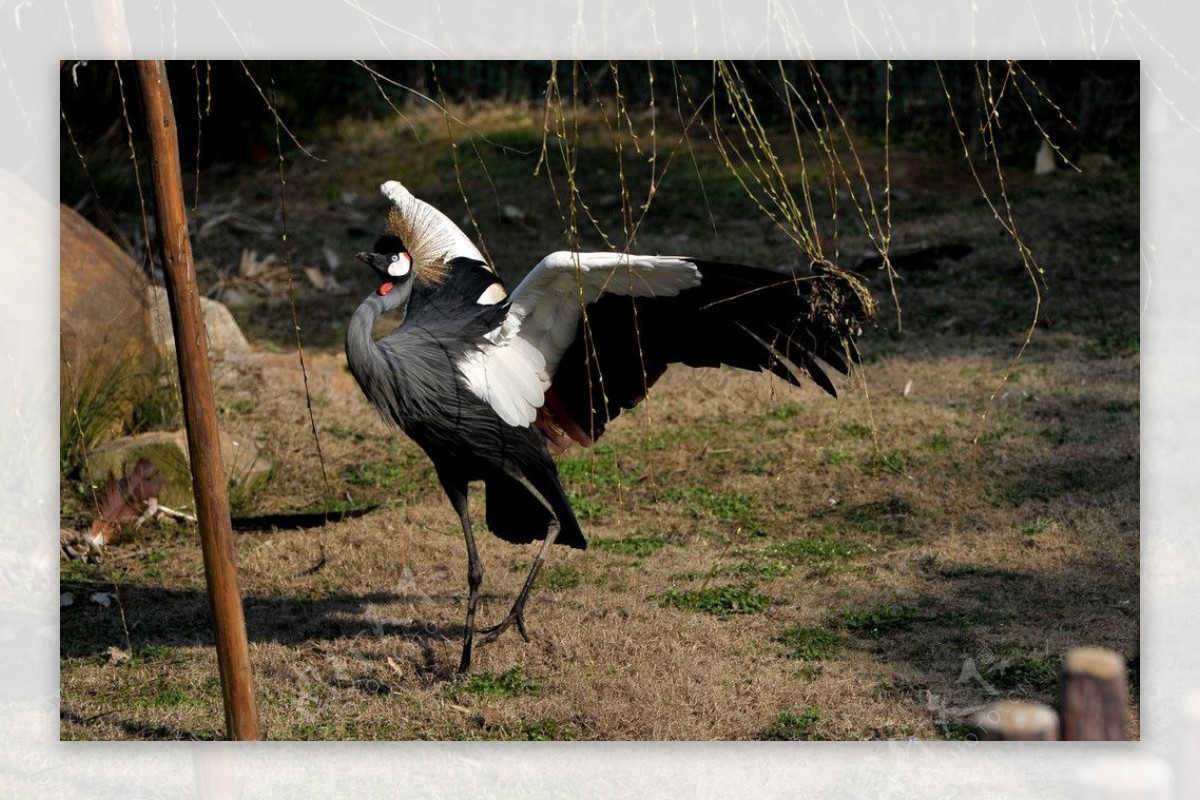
[356,251,391,282]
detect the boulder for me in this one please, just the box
[59,204,157,440]
[148,285,252,359]
[85,429,272,513]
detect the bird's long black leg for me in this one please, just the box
[438,473,483,673]
[478,472,560,645]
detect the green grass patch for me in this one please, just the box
[345,455,434,494]
[821,448,854,466]
[151,686,190,707]
[976,427,1008,445]
[767,538,859,563]
[60,349,137,475]
[993,479,1055,507]
[778,626,845,661]
[741,459,771,476]
[843,423,872,439]
[658,586,770,618]
[568,493,612,522]
[1021,518,1052,536]
[758,708,823,740]
[1039,425,1071,445]
[863,449,909,476]
[285,721,341,740]
[437,131,546,181]
[557,445,631,489]
[60,558,110,584]
[792,665,822,681]
[767,405,802,420]
[844,604,917,635]
[227,399,256,415]
[132,681,192,709]
[135,644,175,663]
[985,654,1060,692]
[489,719,579,741]
[130,367,183,434]
[536,564,581,591]
[661,487,762,528]
[344,462,402,488]
[926,433,954,452]
[455,666,539,699]
[141,550,167,579]
[1083,332,1139,359]
[590,535,668,558]
[715,560,794,580]
[936,720,978,741]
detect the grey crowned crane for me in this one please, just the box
[345,180,874,672]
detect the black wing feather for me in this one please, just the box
[549,260,867,442]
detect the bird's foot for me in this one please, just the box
[477,604,530,645]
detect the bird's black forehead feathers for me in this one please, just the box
[373,234,407,255]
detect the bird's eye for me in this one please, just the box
[390,254,400,263]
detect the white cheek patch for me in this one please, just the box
[388,253,412,277]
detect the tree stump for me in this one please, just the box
[1060,647,1128,740]
[972,700,1060,741]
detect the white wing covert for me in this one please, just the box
[457,251,701,427]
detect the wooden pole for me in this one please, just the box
[1060,646,1128,740]
[136,60,260,741]
[972,700,1060,741]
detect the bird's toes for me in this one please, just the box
[477,609,529,645]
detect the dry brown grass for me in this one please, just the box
[61,100,1138,741]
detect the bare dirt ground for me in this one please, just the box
[60,103,1139,741]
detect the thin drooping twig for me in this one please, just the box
[266,67,331,494]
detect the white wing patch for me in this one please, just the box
[510,252,701,378]
[457,251,700,427]
[458,332,549,427]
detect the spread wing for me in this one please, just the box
[373,182,872,448]
[545,260,866,446]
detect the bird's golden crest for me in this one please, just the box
[386,206,451,287]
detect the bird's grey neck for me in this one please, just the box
[346,287,411,378]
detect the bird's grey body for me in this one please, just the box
[345,258,584,548]
[345,261,511,470]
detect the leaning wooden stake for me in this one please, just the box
[136,60,260,740]
[1060,646,1128,740]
